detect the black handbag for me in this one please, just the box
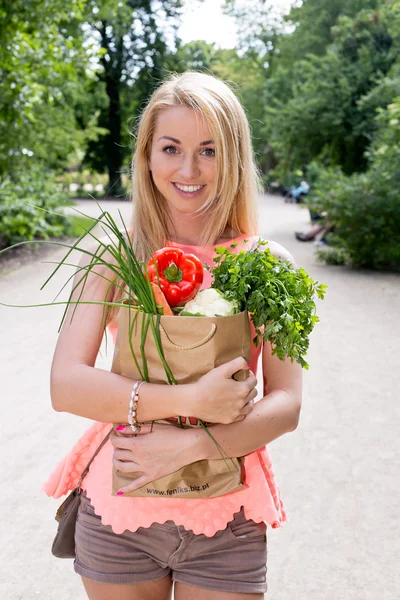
[51,429,112,559]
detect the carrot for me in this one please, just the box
[150,282,174,316]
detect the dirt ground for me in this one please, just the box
[0,195,399,599]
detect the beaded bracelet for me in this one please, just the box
[128,380,145,433]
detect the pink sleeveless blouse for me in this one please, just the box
[43,235,287,536]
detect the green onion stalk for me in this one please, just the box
[0,203,234,469]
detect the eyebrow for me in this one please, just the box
[158,136,214,146]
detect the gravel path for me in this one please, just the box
[0,195,399,599]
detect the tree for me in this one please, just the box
[223,1,394,177]
[0,0,105,177]
[83,0,186,196]
[264,6,398,176]
[224,1,384,66]
[224,0,287,61]
[174,41,269,171]
[277,0,383,65]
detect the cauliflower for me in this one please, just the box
[182,288,238,317]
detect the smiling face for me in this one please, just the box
[148,106,216,217]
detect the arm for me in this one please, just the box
[184,339,302,461]
[50,246,254,425]
[186,241,302,458]
[112,338,302,493]
[50,246,195,423]
[112,243,303,491]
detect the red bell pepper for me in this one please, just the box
[147,247,204,308]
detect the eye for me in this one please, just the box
[163,145,179,155]
[201,148,215,157]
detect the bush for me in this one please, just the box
[305,97,400,272]
[315,246,351,267]
[306,165,400,270]
[0,169,72,250]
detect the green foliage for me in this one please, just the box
[67,215,97,237]
[174,40,219,72]
[0,170,71,249]
[210,240,327,369]
[315,246,351,266]
[279,0,382,63]
[306,94,400,270]
[174,42,268,170]
[264,6,398,178]
[0,0,106,177]
[82,0,186,193]
[224,0,286,59]
[226,1,398,179]
[307,125,400,271]
[1,0,184,196]
[226,0,400,270]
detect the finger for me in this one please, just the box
[233,414,246,422]
[116,476,150,495]
[113,448,138,461]
[238,376,257,399]
[231,399,254,422]
[111,424,153,447]
[113,422,153,435]
[237,397,255,417]
[222,356,249,378]
[111,435,141,451]
[245,374,257,389]
[110,432,139,449]
[113,457,141,473]
[133,422,154,435]
[246,388,258,403]
[242,400,255,415]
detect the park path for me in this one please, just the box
[0,195,399,599]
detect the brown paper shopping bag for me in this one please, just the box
[111,305,251,499]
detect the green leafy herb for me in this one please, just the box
[210,239,327,369]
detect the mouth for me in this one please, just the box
[172,182,205,197]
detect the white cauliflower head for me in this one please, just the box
[183,288,238,317]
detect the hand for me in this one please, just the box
[111,422,196,494]
[189,357,257,425]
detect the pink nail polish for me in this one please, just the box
[115,426,126,432]
[117,491,124,496]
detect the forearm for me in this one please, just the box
[50,364,192,424]
[186,390,301,461]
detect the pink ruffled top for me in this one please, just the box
[43,235,287,536]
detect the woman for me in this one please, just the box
[45,72,302,599]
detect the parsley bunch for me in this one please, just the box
[210,239,327,369]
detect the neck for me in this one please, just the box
[167,211,209,246]
[166,207,240,246]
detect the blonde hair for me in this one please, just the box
[109,71,261,322]
[132,71,260,255]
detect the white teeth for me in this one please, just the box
[175,183,203,192]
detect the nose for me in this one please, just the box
[178,154,201,180]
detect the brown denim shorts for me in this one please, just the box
[74,493,267,594]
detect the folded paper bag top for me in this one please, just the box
[112,306,251,384]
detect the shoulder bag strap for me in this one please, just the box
[76,427,113,488]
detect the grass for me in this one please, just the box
[67,215,97,237]
[0,215,96,274]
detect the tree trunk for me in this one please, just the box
[105,73,124,197]
[101,23,125,198]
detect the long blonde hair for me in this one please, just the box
[109,72,261,322]
[132,71,260,257]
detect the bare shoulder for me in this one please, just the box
[260,239,297,267]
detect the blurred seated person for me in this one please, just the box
[295,210,334,244]
[285,180,310,203]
